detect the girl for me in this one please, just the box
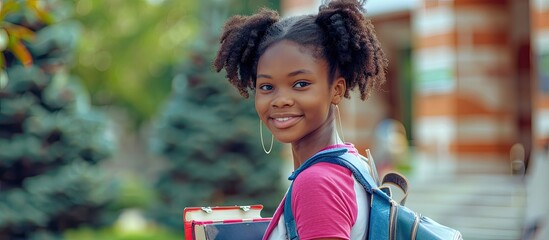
[214,0,388,239]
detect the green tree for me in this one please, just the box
[0,1,118,239]
[71,0,280,126]
[149,1,284,230]
[71,0,199,127]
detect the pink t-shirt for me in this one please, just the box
[263,144,369,240]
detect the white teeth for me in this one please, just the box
[275,117,291,122]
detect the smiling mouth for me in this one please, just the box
[275,117,292,122]
[270,116,302,129]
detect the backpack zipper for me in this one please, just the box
[410,213,420,240]
[389,200,398,240]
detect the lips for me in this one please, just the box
[269,115,303,129]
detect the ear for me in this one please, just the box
[331,77,346,105]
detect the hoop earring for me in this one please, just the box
[259,120,273,154]
[335,105,345,143]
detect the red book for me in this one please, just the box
[183,205,270,239]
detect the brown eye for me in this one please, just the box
[293,81,310,88]
[259,84,273,91]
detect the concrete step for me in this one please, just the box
[401,173,526,240]
[456,227,521,240]
[408,204,525,219]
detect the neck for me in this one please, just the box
[291,114,343,170]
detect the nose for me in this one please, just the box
[271,91,294,108]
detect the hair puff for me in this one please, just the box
[213,8,279,98]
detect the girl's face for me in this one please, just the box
[255,40,342,144]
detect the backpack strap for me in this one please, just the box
[288,151,379,193]
[361,149,409,205]
[329,153,395,239]
[283,148,360,240]
[284,183,299,240]
[284,150,393,239]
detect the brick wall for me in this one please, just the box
[413,0,523,170]
[532,0,549,153]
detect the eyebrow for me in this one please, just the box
[257,69,313,79]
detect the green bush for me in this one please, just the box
[64,224,181,240]
[110,175,157,211]
[0,1,119,239]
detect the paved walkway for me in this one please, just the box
[403,151,549,240]
[406,173,525,240]
[524,151,549,240]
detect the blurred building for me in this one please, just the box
[281,0,548,175]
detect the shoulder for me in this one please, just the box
[290,162,360,239]
[292,162,356,204]
[294,162,354,189]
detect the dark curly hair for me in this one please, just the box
[214,0,387,100]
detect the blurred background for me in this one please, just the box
[0,0,548,239]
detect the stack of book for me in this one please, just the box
[183,205,271,240]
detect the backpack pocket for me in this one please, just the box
[379,198,463,240]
